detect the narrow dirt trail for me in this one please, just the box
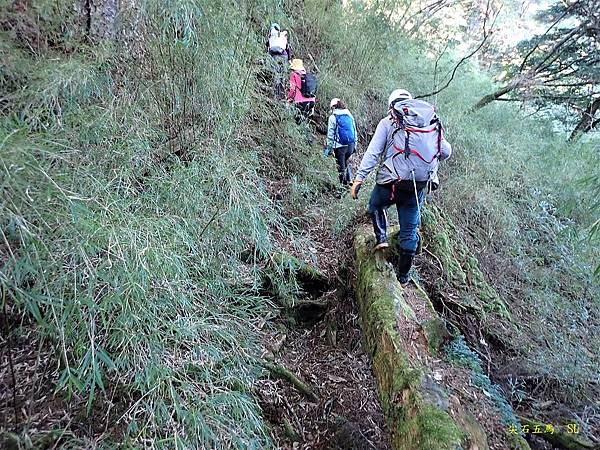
[256,195,391,449]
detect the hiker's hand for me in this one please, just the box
[323,146,332,157]
[350,180,362,199]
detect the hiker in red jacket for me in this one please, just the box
[287,58,316,123]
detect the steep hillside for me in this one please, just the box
[1,0,599,449]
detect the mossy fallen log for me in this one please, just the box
[411,281,453,355]
[387,229,452,355]
[353,226,486,450]
[519,417,599,450]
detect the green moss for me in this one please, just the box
[507,433,533,450]
[421,204,511,319]
[398,405,463,450]
[354,228,464,450]
[422,318,450,356]
[410,284,451,355]
[432,232,467,285]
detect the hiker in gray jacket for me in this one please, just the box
[350,88,452,284]
[324,98,357,185]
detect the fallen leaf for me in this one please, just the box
[327,374,348,383]
[271,334,287,353]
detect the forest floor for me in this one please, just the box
[255,177,391,449]
[0,314,128,448]
[2,29,598,448]
[1,195,574,450]
[2,122,594,450]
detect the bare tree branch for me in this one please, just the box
[416,1,500,100]
[532,26,583,74]
[518,3,574,73]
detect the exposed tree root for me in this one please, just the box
[259,359,318,401]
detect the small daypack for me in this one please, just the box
[300,73,318,97]
[335,114,355,145]
[385,99,443,183]
[268,30,287,54]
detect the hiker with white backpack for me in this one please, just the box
[267,23,291,60]
[324,98,357,185]
[266,23,291,100]
[350,89,452,284]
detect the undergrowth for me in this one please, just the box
[0,0,315,447]
[1,0,599,447]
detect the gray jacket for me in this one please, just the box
[355,115,452,185]
[327,109,357,149]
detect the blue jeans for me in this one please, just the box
[367,182,425,251]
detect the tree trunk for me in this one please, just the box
[84,0,118,41]
[568,97,600,142]
[472,76,525,110]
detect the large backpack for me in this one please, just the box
[385,99,443,183]
[300,73,318,97]
[335,114,355,145]
[268,30,287,54]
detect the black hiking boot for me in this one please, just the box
[371,209,388,251]
[397,248,415,285]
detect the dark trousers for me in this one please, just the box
[269,54,287,100]
[294,101,314,124]
[367,182,425,251]
[333,143,355,185]
[269,50,289,59]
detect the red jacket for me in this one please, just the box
[287,71,316,103]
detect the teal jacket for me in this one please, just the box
[326,108,357,150]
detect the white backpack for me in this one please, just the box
[268,30,287,54]
[386,99,444,183]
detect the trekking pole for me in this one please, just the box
[307,52,321,73]
[411,170,422,223]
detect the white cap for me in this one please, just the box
[388,89,412,107]
[330,98,341,108]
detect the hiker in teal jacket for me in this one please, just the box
[324,98,357,185]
